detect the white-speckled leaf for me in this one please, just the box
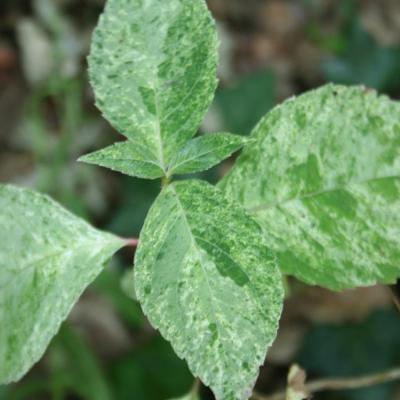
[221,84,400,290]
[0,185,125,384]
[167,133,247,176]
[134,180,284,400]
[86,0,218,175]
[78,141,164,179]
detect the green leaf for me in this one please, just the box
[215,70,276,135]
[79,141,165,179]
[110,336,193,400]
[0,185,125,384]
[220,84,400,290]
[87,0,218,174]
[134,180,284,400]
[48,324,113,400]
[168,133,246,176]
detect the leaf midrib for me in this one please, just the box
[153,75,166,172]
[150,32,215,172]
[92,156,163,169]
[1,238,120,290]
[170,185,269,341]
[249,174,400,214]
[169,142,240,174]
[169,185,230,359]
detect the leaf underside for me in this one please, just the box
[0,185,125,384]
[134,180,284,400]
[221,84,400,290]
[85,0,218,177]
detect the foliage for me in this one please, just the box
[221,84,400,290]
[134,180,283,399]
[84,0,218,178]
[0,185,125,384]
[1,0,400,399]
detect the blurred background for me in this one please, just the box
[1,0,400,399]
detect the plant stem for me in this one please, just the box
[252,367,400,400]
[125,238,139,248]
[191,378,201,395]
[161,176,171,187]
[387,286,400,312]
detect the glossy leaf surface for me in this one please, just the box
[134,180,283,400]
[168,133,246,176]
[87,0,218,174]
[221,84,400,290]
[0,185,125,384]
